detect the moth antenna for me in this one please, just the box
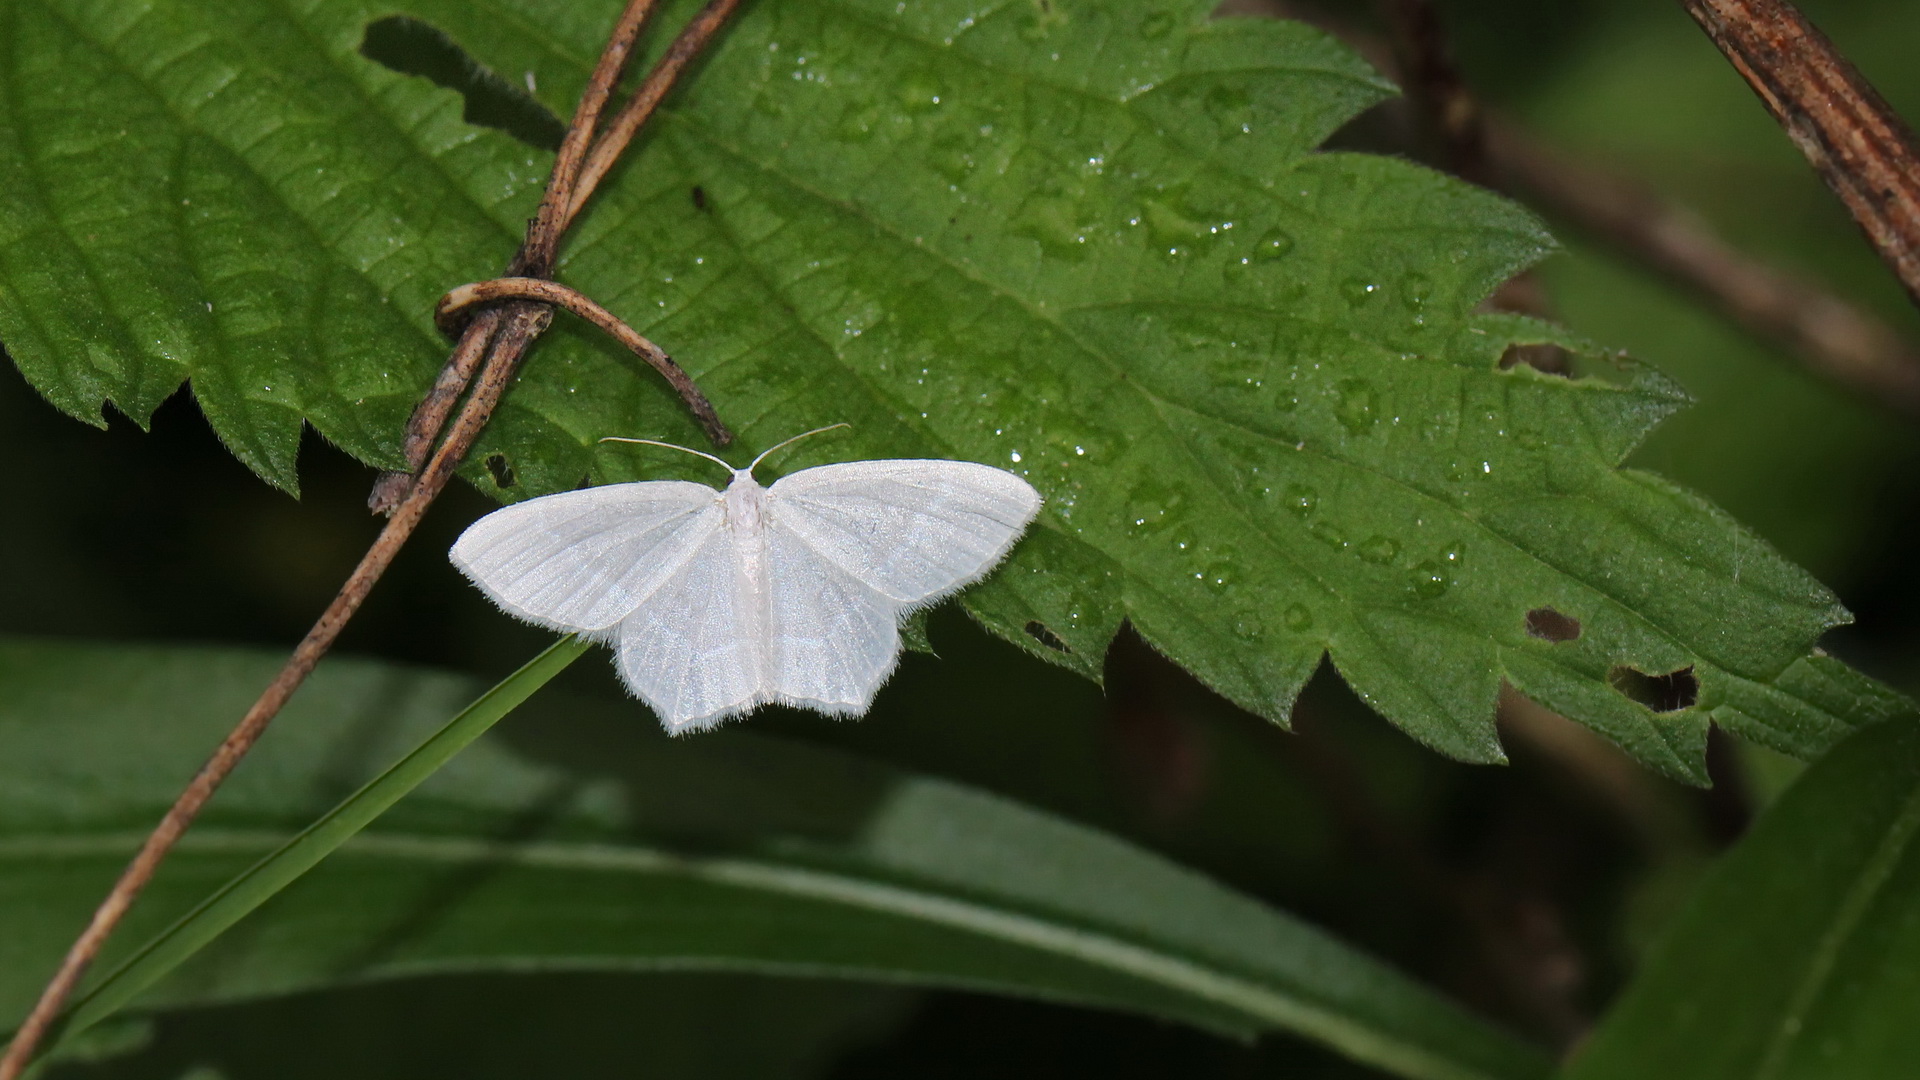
[598,436,735,476]
[748,423,851,475]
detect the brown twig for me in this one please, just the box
[436,278,731,446]
[1677,0,1920,310]
[369,0,669,514]
[0,0,755,1071]
[564,0,749,232]
[1486,122,1920,415]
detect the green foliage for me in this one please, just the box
[0,0,1898,773]
[1563,717,1920,1080]
[0,639,1550,1080]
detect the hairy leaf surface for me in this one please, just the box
[0,0,1897,774]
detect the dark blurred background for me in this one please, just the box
[7,0,1920,1076]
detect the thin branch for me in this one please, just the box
[1678,0,1920,309]
[369,0,667,515]
[0,307,552,1078]
[0,0,753,1069]
[1486,122,1920,415]
[563,0,749,231]
[437,277,732,445]
[369,0,745,514]
[367,309,506,513]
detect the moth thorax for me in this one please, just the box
[723,472,766,533]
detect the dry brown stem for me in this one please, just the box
[563,0,749,232]
[437,278,731,445]
[1678,0,1920,310]
[0,0,752,1070]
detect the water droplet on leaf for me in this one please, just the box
[1252,226,1294,261]
[1334,378,1378,434]
[1357,535,1400,564]
[1410,560,1452,598]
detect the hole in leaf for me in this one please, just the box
[1525,607,1581,642]
[360,17,566,151]
[1024,620,1072,653]
[484,453,517,489]
[691,185,710,211]
[1497,342,1572,376]
[1608,664,1698,713]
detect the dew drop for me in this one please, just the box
[1252,226,1294,261]
[1410,560,1452,598]
[1142,198,1217,255]
[1282,603,1313,631]
[1283,483,1317,515]
[1205,84,1253,135]
[1128,478,1186,534]
[899,79,943,112]
[1401,271,1434,310]
[1357,535,1400,565]
[834,105,880,142]
[930,133,974,182]
[1334,378,1379,434]
[1309,520,1348,550]
[1013,195,1090,260]
[1203,545,1240,588]
[1233,618,1263,641]
[1340,278,1379,306]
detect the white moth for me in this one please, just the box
[451,427,1042,732]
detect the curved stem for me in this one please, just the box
[563,0,749,231]
[0,0,718,1071]
[438,277,732,446]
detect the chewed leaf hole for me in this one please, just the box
[1497,342,1572,377]
[484,453,517,489]
[1525,607,1581,642]
[1608,664,1699,713]
[1024,621,1072,653]
[360,17,566,151]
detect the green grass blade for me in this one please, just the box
[49,634,589,1046]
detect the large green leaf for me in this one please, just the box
[0,639,1550,1080]
[1563,716,1920,1080]
[0,0,1898,776]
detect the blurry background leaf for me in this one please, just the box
[45,974,911,1080]
[1561,716,1920,1080]
[0,0,1898,781]
[0,639,1551,1080]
